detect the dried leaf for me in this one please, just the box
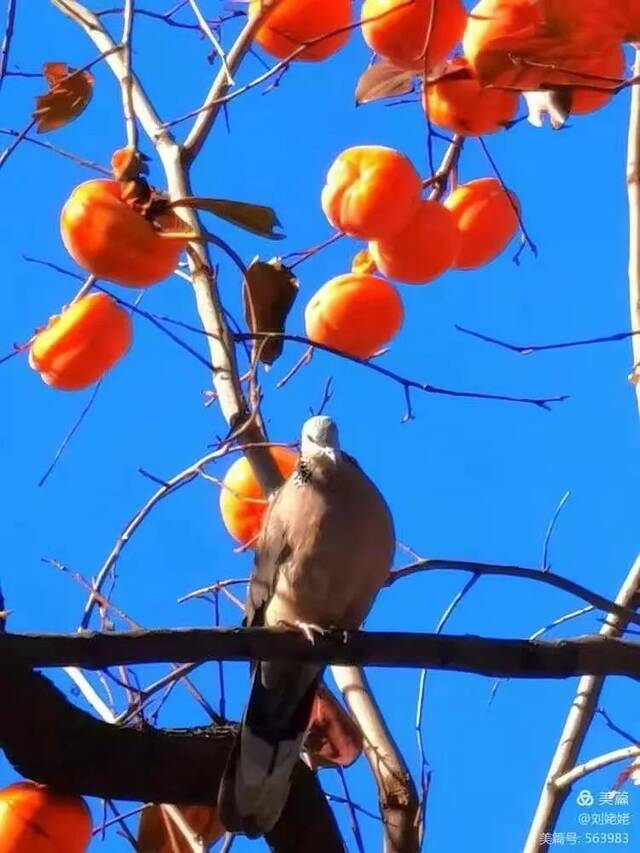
[33,62,94,133]
[111,147,150,181]
[242,257,298,366]
[138,804,224,853]
[169,196,284,240]
[304,684,363,769]
[355,61,415,105]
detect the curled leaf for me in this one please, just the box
[169,196,284,240]
[355,61,415,105]
[304,684,363,769]
[243,257,298,367]
[138,804,224,853]
[33,62,94,133]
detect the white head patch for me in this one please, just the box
[300,416,341,464]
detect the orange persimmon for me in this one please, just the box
[369,200,459,284]
[0,782,91,853]
[29,292,132,391]
[463,0,625,90]
[60,180,187,287]
[361,0,466,71]
[551,48,625,116]
[248,0,351,62]
[220,447,298,546]
[304,273,403,359]
[444,178,519,269]
[424,57,520,135]
[321,146,423,240]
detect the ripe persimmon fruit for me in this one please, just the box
[60,180,187,288]
[444,178,519,269]
[304,273,404,359]
[321,146,423,240]
[423,57,520,135]
[220,447,298,546]
[248,0,351,62]
[369,200,459,285]
[29,292,132,391]
[463,0,624,90]
[549,48,625,116]
[0,782,91,853]
[361,0,466,71]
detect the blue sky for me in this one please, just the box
[1,1,640,850]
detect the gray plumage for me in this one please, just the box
[218,416,395,837]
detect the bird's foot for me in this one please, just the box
[278,619,329,645]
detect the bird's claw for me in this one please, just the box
[278,619,329,645]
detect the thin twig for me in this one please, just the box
[234,332,567,411]
[38,381,103,488]
[390,559,640,628]
[120,0,137,149]
[0,0,17,92]
[542,490,571,571]
[186,0,233,84]
[455,323,640,355]
[79,443,231,630]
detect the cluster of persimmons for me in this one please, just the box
[218,0,639,547]
[9,0,640,848]
[22,3,639,559]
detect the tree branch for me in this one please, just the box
[390,559,640,628]
[0,665,343,853]
[2,628,640,677]
[331,666,419,853]
[523,46,640,853]
[523,555,640,852]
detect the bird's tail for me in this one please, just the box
[218,660,321,838]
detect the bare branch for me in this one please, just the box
[120,0,137,149]
[389,558,640,629]
[523,555,640,852]
[182,0,283,162]
[332,666,419,853]
[0,666,343,852]
[0,128,110,172]
[79,444,230,629]
[456,323,640,355]
[553,744,640,790]
[0,0,17,92]
[3,627,640,677]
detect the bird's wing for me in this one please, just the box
[219,471,322,838]
[244,486,291,628]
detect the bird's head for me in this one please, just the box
[300,416,341,465]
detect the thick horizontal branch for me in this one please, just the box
[4,629,640,678]
[0,665,343,853]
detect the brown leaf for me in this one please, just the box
[355,61,415,105]
[242,257,298,366]
[304,684,363,769]
[33,62,94,133]
[169,196,284,240]
[138,804,224,853]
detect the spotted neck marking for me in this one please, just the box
[294,457,313,485]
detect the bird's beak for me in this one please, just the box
[321,447,339,464]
